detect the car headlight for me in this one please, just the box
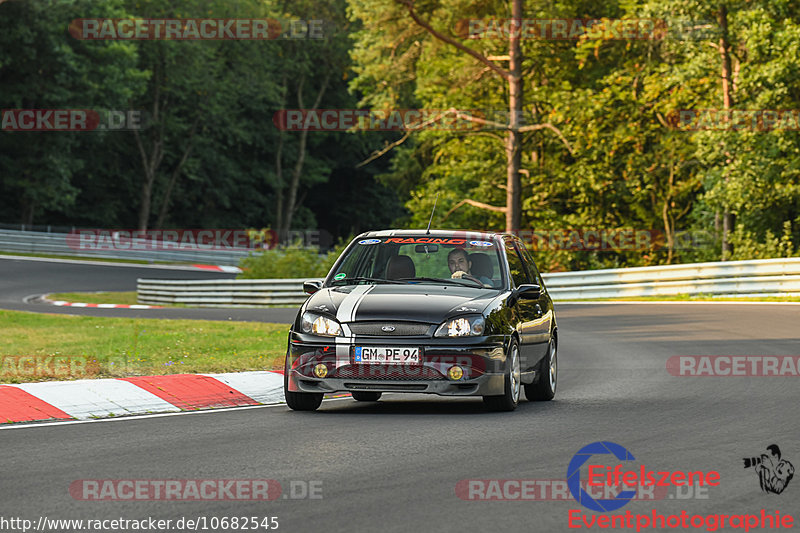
[301,312,343,336]
[434,316,485,337]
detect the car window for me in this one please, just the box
[503,239,529,288]
[516,242,544,286]
[330,240,383,279]
[329,236,503,288]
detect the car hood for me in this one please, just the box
[305,283,502,323]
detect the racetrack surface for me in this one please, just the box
[0,255,296,323]
[3,302,798,532]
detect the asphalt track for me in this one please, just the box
[1,256,799,531]
[0,255,296,323]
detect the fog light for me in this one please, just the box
[313,364,328,378]
[447,366,464,380]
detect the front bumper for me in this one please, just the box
[286,333,509,397]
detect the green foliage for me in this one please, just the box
[728,220,796,260]
[347,0,800,271]
[0,0,402,242]
[4,0,800,270]
[238,242,348,279]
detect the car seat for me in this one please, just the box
[469,253,494,286]
[386,255,416,279]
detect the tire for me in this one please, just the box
[483,338,521,412]
[352,391,382,402]
[525,335,557,401]
[284,363,323,411]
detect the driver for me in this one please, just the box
[448,248,491,285]
[447,248,472,278]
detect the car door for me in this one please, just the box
[515,239,552,364]
[502,237,540,374]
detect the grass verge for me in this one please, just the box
[0,310,288,383]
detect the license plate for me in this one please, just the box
[353,346,421,364]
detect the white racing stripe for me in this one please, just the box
[335,284,375,323]
[334,284,375,364]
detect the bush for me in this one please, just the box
[728,221,795,261]
[237,243,348,279]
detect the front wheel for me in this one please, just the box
[352,391,382,402]
[483,338,521,412]
[524,335,557,401]
[284,366,323,411]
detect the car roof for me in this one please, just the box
[357,229,504,240]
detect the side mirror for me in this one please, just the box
[303,279,324,294]
[515,283,541,300]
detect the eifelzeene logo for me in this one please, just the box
[567,441,721,512]
[744,444,794,494]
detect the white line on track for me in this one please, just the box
[0,397,353,431]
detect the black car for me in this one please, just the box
[283,229,557,412]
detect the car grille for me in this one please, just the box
[346,321,431,336]
[345,383,428,391]
[332,364,445,380]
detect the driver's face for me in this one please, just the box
[448,253,470,274]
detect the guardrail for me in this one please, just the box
[544,257,800,299]
[136,257,800,307]
[137,278,309,307]
[0,229,252,265]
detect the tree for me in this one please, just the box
[0,0,144,225]
[350,0,573,232]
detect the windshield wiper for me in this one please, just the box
[397,276,485,288]
[331,276,405,285]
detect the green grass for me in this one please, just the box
[48,291,141,305]
[0,310,288,383]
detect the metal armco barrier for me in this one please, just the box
[0,228,252,265]
[137,278,309,307]
[137,257,800,307]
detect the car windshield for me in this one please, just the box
[328,236,505,289]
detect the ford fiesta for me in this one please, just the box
[283,230,557,412]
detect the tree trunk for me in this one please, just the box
[274,131,285,237]
[155,118,199,228]
[505,0,523,233]
[281,72,330,235]
[21,198,34,226]
[718,4,734,260]
[274,75,288,238]
[134,63,165,232]
[137,181,152,231]
[134,127,161,232]
[662,159,675,264]
[722,212,735,259]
